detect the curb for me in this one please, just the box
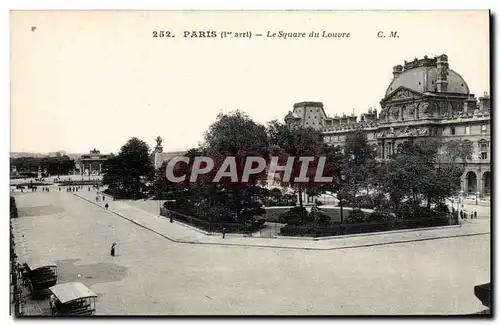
[70,193,490,251]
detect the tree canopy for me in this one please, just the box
[103,137,154,198]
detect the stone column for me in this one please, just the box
[478,171,483,196]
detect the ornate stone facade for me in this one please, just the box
[78,149,110,176]
[285,54,491,198]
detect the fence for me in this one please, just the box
[159,208,263,234]
[55,180,102,186]
[280,214,459,238]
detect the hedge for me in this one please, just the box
[280,215,453,237]
[160,208,265,233]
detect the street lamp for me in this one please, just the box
[339,174,346,227]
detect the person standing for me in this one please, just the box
[110,243,116,257]
[105,203,109,210]
[49,294,57,315]
[222,227,227,239]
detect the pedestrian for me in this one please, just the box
[170,214,173,223]
[222,227,227,239]
[110,243,116,257]
[105,203,109,210]
[460,210,464,219]
[103,195,105,201]
[474,211,478,219]
[49,294,57,314]
[96,196,99,202]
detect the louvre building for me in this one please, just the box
[285,54,490,200]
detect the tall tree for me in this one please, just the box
[202,111,270,222]
[103,137,154,198]
[383,139,462,212]
[267,121,334,207]
[342,128,378,206]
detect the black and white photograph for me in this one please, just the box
[8,10,491,316]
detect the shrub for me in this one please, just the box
[279,206,308,225]
[368,211,393,223]
[433,203,450,217]
[345,208,367,224]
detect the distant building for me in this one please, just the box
[285,54,490,199]
[78,149,111,176]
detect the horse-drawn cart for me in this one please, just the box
[21,260,58,299]
[49,282,97,316]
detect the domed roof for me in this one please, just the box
[385,66,469,97]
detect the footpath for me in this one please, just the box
[72,190,490,251]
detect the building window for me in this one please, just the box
[479,141,489,160]
[481,124,487,132]
[450,127,455,135]
[464,140,473,159]
[465,126,471,135]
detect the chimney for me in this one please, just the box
[479,91,490,110]
[392,65,403,79]
[436,54,449,92]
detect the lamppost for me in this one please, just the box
[339,174,345,228]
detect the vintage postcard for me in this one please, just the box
[9,10,491,316]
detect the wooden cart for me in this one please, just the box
[21,260,58,299]
[49,282,97,316]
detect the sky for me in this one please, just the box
[10,10,490,154]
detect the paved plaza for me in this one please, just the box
[11,187,490,315]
